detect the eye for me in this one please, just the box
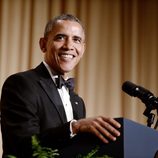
[54,34,66,41]
[73,36,82,44]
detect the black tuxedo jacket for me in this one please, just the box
[0,62,86,157]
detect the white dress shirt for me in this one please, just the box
[43,61,74,122]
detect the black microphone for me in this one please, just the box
[122,81,158,109]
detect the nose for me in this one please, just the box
[63,38,74,50]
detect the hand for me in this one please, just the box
[72,116,121,143]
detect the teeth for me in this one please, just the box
[60,54,73,59]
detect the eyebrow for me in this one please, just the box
[55,33,66,37]
[55,33,84,41]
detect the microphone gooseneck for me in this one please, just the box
[122,81,158,128]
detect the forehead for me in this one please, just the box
[50,20,85,39]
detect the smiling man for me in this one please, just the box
[40,17,85,75]
[0,14,121,158]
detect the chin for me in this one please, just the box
[62,69,72,73]
[60,65,75,73]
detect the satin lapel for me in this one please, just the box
[39,78,67,123]
[69,91,82,119]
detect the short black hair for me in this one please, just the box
[44,14,84,37]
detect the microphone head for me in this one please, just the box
[122,81,139,97]
[122,80,155,104]
[122,81,158,109]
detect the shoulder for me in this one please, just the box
[3,62,47,86]
[3,69,35,86]
[1,64,45,95]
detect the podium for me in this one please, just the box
[59,118,158,158]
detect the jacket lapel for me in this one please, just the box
[35,63,67,123]
[70,91,85,119]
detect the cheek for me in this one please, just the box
[78,46,85,57]
[45,48,56,63]
[52,41,63,50]
[46,45,58,59]
[47,41,59,52]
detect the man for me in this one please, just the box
[0,14,121,158]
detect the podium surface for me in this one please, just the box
[59,118,158,158]
[118,118,158,158]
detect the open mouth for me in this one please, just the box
[59,53,75,60]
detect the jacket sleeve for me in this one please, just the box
[1,74,39,157]
[1,74,85,158]
[1,74,83,157]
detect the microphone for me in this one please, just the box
[122,81,158,109]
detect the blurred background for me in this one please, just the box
[0,0,158,156]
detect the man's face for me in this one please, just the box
[41,20,85,75]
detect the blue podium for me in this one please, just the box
[59,118,158,158]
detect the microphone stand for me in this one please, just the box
[143,106,155,127]
[154,109,158,129]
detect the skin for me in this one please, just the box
[39,19,121,143]
[39,20,85,76]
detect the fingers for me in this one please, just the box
[103,117,121,129]
[100,117,121,137]
[73,117,121,144]
[89,126,109,143]
[92,117,120,142]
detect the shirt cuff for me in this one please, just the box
[70,119,77,138]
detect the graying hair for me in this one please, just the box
[44,14,84,37]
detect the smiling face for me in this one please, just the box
[40,20,85,75]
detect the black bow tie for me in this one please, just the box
[55,75,75,91]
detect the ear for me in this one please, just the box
[39,37,47,53]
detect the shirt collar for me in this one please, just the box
[42,61,58,82]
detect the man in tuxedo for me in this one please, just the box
[0,14,121,158]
